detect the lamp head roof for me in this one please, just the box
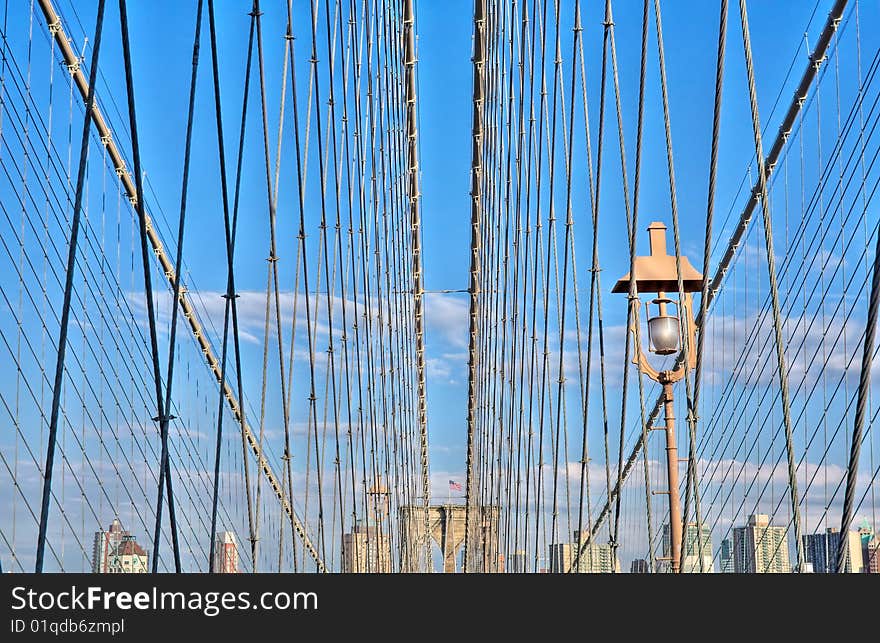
[612,221,704,294]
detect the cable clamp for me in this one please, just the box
[48,19,62,35]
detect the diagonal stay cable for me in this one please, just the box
[738,0,805,573]
[34,0,105,573]
[585,0,849,542]
[206,0,257,573]
[681,0,726,574]
[836,148,880,574]
[117,0,183,573]
[155,0,204,575]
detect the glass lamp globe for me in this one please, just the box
[647,315,680,355]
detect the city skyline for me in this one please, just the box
[0,0,878,576]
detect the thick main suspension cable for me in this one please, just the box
[35,0,324,572]
[587,0,848,540]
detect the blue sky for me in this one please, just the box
[2,0,880,572]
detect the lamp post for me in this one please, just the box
[613,221,704,573]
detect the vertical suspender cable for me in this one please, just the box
[464,0,487,574]
[606,0,638,563]
[737,0,804,573]
[155,0,204,575]
[836,143,880,573]
[682,0,727,574]
[118,0,182,573]
[253,0,292,571]
[35,0,323,572]
[585,0,847,541]
[608,0,654,573]
[34,0,106,574]
[402,0,432,571]
[651,0,701,573]
[207,0,258,572]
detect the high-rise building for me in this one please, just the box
[213,531,239,573]
[720,538,734,573]
[733,514,791,573]
[630,558,649,573]
[508,550,527,573]
[859,525,879,574]
[92,519,125,573]
[548,532,619,573]
[661,522,714,573]
[91,519,148,574]
[547,542,571,573]
[803,527,864,573]
[865,539,879,574]
[342,523,391,573]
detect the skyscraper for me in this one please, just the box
[548,532,619,573]
[342,523,392,573]
[803,527,864,573]
[630,558,649,573]
[865,538,879,574]
[859,525,879,574]
[508,550,527,573]
[662,522,714,573]
[91,519,148,574]
[733,514,791,573]
[213,531,239,573]
[720,538,734,573]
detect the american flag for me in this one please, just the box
[448,480,462,491]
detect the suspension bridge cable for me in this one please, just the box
[587,0,849,540]
[206,0,256,572]
[117,0,184,573]
[681,0,727,575]
[34,0,105,573]
[155,0,204,576]
[464,0,487,574]
[738,0,805,572]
